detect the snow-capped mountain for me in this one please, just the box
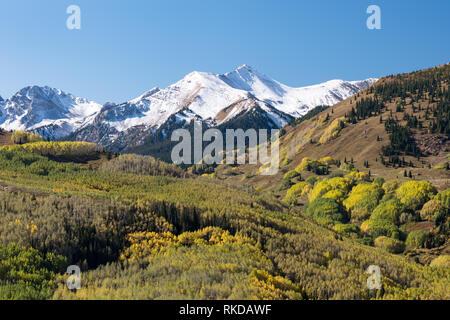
[0,86,102,139]
[84,65,376,134]
[0,65,377,153]
[219,65,377,117]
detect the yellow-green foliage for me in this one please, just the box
[373,177,385,187]
[284,182,309,204]
[429,255,450,268]
[319,156,336,166]
[0,144,448,300]
[395,181,437,211]
[360,220,370,233]
[54,239,274,300]
[283,170,300,181]
[345,170,370,182]
[318,117,345,144]
[248,269,303,300]
[302,184,312,196]
[99,153,187,178]
[121,227,255,264]
[332,223,359,236]
[382,180,400,194]
[374,236,405,254]
[362,218,400,239]
[433,162,449,170]
[420,199,447,222]
[11,131,42,144]
[0,141,101,158]
[308,177,352,202]
[177,227,254,247]
[0,243,66,300]
[405,230,431,248]
[295,157,312,173]
[295,157,336,173]
[305,197,347,225]
[120,232,178,263]
[280,156,291,167]
[434,188,450,208]
[343,183,384,222]
[370,199,404,225]
[322,189,347,203]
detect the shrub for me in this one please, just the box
[343,183,384,222]
[319,156,336,166]
[295,157,312,173]
[380,193,395,203]
[395,181,437,211]
[363,219,400,239]
[345,171,370,183]
[308,177,352,202]
[333,223,360,236]
[248,269,303,300]
[283,170,300,181]
[382,180,399,194]
[305,197,347,225]
[329,171,344,178]
[319,117,345,144]
[295,157,329,175]
[434,188,450,208]
[374,236,405,254]
[420,199,448,223]
[305,176,319,186]
[373,177,385,187]
[322,189,346,203]
[405,230,432,248]
[284,182,309,204]
[399,212,415,224]
[429,255,450,268]
[357,236,374,246]
[371,199,404,225]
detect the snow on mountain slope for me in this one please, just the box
[98,65,377,134]
[0,66,377,146]
[220,65,378,117]
[0,86,102,139]
[102,71,250,133]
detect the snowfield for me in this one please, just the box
[0,65,377,139]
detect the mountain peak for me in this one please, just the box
[14,85,65,101]
[0,66,377,144]
[236,64,252,71]
[0,85,102,138]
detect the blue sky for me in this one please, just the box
[0,0,449,104]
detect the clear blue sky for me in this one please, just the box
[0,0,449,104]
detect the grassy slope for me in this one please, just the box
[219,65,449,193]
[0,148,448,299]
[0,147,447,299]
[0,65,449,299]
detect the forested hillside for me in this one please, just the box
[0,65,448,300]
[0,139,448,299]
